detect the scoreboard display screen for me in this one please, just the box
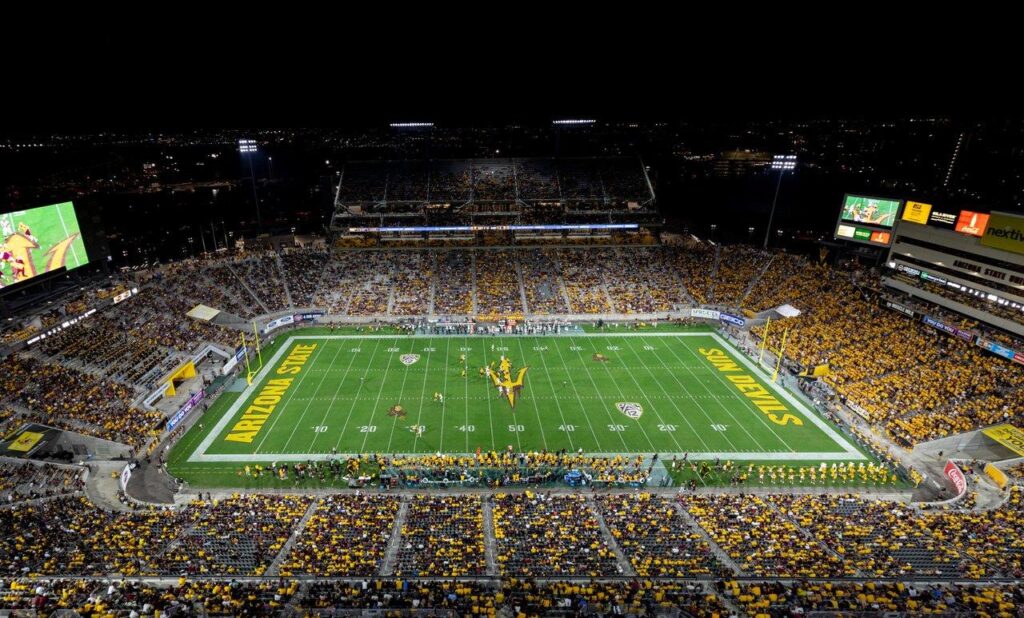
[834,194,903,248]
[839,195,903,229]
[0,202,90,288]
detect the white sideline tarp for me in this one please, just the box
[775,304,801,318]
[187,304,221,322]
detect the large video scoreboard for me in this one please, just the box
[0,202,91,288]
[833,194,903,247]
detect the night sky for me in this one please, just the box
[2,22,1016,132]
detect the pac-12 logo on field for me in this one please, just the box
[616,402,643,420]
[400,354,420,366]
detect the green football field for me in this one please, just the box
[170,327,865,483]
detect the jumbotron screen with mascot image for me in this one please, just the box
[0,202,89,288]
[838,194,903,228]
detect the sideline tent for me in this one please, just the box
[187,304,221,322]
[774,304,801,318]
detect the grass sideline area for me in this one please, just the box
[168,325,874,489]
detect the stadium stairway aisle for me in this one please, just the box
[670,500,744,575]
[380,497,411,576]
[514,256,531,316]
[764,495,862,577]
[265,500,321,577]
[738,253,777,308]
[481,497,500,575]
[706,245,723,303]
[226,262,271,314]
[273,253,295,309]
[587,495,637,576]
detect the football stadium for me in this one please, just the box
[3,122,1024,616]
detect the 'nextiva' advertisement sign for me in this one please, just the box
[981,211,1024,255]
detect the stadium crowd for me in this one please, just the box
[752,268,1024,447]
[1,356,161,447]
[279,494,398,577]
[394,495,487,577]
[492,492,621,576]
[279,247,329,308]
[731,580,1023,617]
[234,253,291,313]
[6,576,1023,616]
[0,460,84,503]
[709,245,771,308]
[0,494,311,577]
[683,493,845,578]
[0,487,1022,613]
[596,492,726,578]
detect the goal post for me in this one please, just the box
[239,321,265,385]
[757,316,789,380]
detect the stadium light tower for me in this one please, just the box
[239,139,262,229]
[763,154,796,249]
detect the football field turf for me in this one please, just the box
[175,328,864,472]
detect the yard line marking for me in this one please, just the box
[278,342,347,453]
[514,337,549,452]
[409,337,435,453]
[330,338,383,453]
[574,336,658,452]
[659,335,770,452]
[252,341,332,454]
[622,335,733,452]
[439,338,450,453]
[534,336,577,452]
[379,338,421,454]
[465,337,480,452]
[564,337,635,452]
[480,340,496,452]
[550,340,604,449]
[616,336,699,453]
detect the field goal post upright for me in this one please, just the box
[757,317,789,380]
[240,321,265,385]
[772,326,789,383]
[758,317,771,368]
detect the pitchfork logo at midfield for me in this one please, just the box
[400,354,420,366]
[616,402,644,420]
[490,356,528,408]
